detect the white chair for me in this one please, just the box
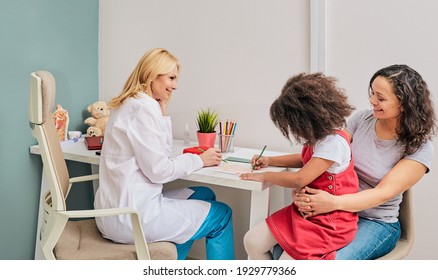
[376,188,414,260]
[29,70,177,260]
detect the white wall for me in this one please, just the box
[99,0,309,153]
[326,0,438,259]
[99,0,438,259]
[99,0,308,259]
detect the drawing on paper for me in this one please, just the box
[204,162,282,175]
[218,162,251,174]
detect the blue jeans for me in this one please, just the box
[336,217,400,260]
[175,186,235,260]
[273,217,400,260]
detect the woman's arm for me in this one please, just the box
[294,158,428,216]
[129,101,204,184]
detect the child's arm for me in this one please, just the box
[252,154,303,169]
[240,156,334,189]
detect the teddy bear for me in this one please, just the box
[84,101,110,137]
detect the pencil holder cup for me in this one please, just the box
[218,133,234,153]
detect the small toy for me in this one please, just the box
[84,101,110,137]
[53,104,69,141]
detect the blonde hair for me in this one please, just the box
[109,48,180,109]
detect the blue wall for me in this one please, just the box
[0,0,99,259]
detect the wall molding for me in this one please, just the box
[310,0,327,74]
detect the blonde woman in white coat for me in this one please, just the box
[94,48,235,260]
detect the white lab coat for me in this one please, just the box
[94,92,210,244]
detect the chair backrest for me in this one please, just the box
[377,188,414,259]
[398,188,414,248]
[29,71,70,211]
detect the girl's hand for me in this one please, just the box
[251,155,269,170]
[199,148,222,167]
[240,172,265,182]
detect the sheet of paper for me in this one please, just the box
[224,156,252,163]
[226,148,287,161]
[225,148,257,161]
[204,161,284,175]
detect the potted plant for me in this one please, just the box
[196,108,219,148]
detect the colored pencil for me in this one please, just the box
[252,145,267,171]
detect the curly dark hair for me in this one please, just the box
[370,64,437,156]
[270,72,355,146]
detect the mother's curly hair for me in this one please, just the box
[270,72,355,146]
[370,64,437,156]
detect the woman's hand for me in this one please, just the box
[292,186,337,218]
[155,98,170,116]
[199,148,223,167]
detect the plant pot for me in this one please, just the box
[197,131,216,148]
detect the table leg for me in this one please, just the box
[248,188,270,229]
[91,164,99,193]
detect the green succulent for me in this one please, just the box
[196,108,219,133]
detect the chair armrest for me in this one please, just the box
[59,207,136,219]
[67,174,100,197]
[69,174,99,184]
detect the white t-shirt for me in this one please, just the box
[313,133,351,174]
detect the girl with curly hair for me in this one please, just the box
[240,72,358,260]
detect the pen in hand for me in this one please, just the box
[252,145,267,171]
[197,148,229,163]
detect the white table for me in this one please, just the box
[30,137,287,259]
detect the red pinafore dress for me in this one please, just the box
[266,131,358,260]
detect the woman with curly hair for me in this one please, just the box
[240,72,359,260]
[289,64,437,259]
